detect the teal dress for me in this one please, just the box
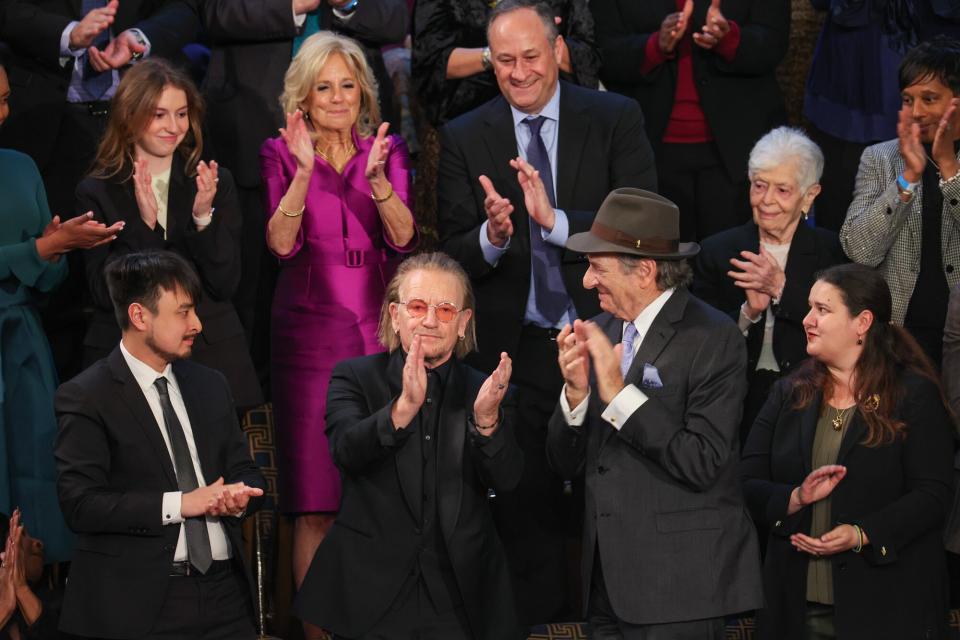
[0,149,74,562]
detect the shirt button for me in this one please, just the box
[165,514,171,520]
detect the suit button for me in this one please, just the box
[598,466,608,475]
[426,398,433,404]
[782,361,792,370]
[951,198,958,206]
[425,434,431,441]
[886,206,892,215]
[774,520,782,527]
[881,546,887,557]
[947,264,955,273]
[600,512,611,518]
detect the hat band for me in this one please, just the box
[591,222,679,254]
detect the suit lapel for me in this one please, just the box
[483,98,531,247]
[388,350,422,523]
[172,361,216,484]
[625,290,686,383]
[555,83,590,209]
[108,348,178,487]
[438,362,466,542]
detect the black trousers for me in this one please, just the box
[656,141,750,243]
[336,576,472,640]
[490,324,581,624]
[86,565,255,640]
[588,547,726,640]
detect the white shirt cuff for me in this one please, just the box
[600,384,648,431]
[738,301,762,334]
[162,491,184,525]
[542,209,569,247]
[479,221,510,266]
[60,21,85,62]
[559,385,590,426]
[192,207,214,230]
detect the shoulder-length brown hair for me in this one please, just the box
[279,31,380,139]
[790,264,942,446]
[377,252,477,359]
[89,59,205,180]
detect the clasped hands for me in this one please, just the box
[181,477,263,519]
[659,0,730,55]
[70,0,146,71]
[727,247,786,318]
[391,336,512,432]
[786,464,867,557]
[558,319,626,410]
[479,156,555,248]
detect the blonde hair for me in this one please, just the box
[279,32,380,139]
[377,253,478,358]
[90,59,204,180]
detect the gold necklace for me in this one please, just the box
[315,141,356,173]
[831,406,850,431]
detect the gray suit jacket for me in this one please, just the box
[546,288,762,624]
[840,139,960,326]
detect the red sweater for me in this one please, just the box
[640,1,740,144]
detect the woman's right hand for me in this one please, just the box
[788,464,847,515]
[133,159,159,229]
[280,110,315,175]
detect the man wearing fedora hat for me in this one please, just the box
[547,188,762,637]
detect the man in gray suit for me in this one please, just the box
[546,188,762,638]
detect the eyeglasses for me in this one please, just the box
[397,299,461,323]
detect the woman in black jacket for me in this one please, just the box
[741,263,954,639]
[77,58,261,409]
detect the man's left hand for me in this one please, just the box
[510,156,556,232]
[205,484,264,518]
[88,29,146,71]
[474,351,512,432]
[582,321,625,404]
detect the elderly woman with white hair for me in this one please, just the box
[260,31,418,625]
[693,126,846,445]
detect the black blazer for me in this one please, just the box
[590,0,789,181]
[693,220,846,376]
[77,156,263,408]
[294,350,525,640]
[546,290,763,623]
[437,81,657,372]
[741,373,954,640]
[0,0,199,171]
[199,0,408,188]
[54,347,265,639]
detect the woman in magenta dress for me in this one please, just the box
[260,31,417,617]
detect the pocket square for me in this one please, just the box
[641,363,663,389]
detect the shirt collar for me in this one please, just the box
[120,339,174,395]
[510,82,561,130]
[627,288,676,340]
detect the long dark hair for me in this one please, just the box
[791,264,941,446]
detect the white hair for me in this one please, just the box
[747,126,824,192]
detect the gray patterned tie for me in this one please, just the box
[153,377,213,574]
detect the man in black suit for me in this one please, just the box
[197,0,408,373]
[548,188,762,637]
[436,0,656,622]
[54,250,265,640]
[294,252,524,640]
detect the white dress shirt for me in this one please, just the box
[119,341,231,561]
[560,288,676,431]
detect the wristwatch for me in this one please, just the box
[481,46,493,71]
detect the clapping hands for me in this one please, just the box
[181,477,264,519]
[280,110,316,176]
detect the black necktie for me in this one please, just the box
[153,377,213,574]
[524,116,568,324]
[80,0,112,100]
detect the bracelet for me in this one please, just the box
[278,201,304,218]
[371,184,393,203]
[852,524,863,553]
[940,171,960,189]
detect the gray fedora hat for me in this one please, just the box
[567,188,700,259]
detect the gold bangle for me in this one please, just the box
[278,201,304,218]
[371,184,393,203]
